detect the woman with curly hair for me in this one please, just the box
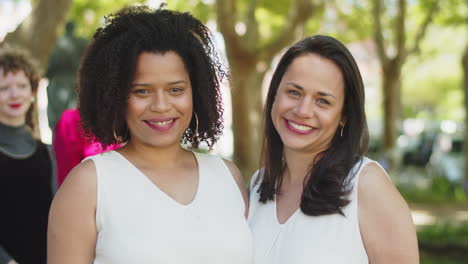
[248,35,418,263]
[48,6,252,264]
[0,46,54,264]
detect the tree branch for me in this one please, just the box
[243,0,259,52]
[394,0,407,63]
[4,0,73,73]
[407,0,439,56]
[215,0,247,58]
[372,0,389,66]
[260,0,317,62]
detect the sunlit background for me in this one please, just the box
[1,0,468,262]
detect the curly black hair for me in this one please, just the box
[78,5,226,149]
[258,35,369,216]
[0,45,40,132]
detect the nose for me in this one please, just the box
[294,97,314,119]
[149,91,171,112]
[8,86,21,98]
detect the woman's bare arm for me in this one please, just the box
[358,162,419,264]
[48,160,98,264]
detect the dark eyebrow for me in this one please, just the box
[168,80,187,85]
[286,82,337,99]
[131,83,151,87]
[131,80,187,87]
[286,82,304,91]
[318,91,337,99]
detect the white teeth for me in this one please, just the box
[148,120,173,125]
[288,121,313,131]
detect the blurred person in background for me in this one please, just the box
[53,108,120,187]
[46,21,88,131]
[48,6,252,264]
[248,35,418,264]
[0,46,55,264]
[47,21,115,187]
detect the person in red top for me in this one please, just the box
[53,108,120,187]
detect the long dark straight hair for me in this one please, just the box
[257,35,369,216]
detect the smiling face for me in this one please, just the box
[0,68,33,126]
[271,53,345,154]
[125,51,193,150]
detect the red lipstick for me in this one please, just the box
[284,119,316,135]
[9,104,21,109]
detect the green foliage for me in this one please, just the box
[418,221,468,263]
[406,0,434,37]
[256,0,325,47]
[435,0,467,25]
[398,177,468,204]
[403,76,462,120]
[418,221,468,248]
[402,26,467,120]
[309,0,372,43]
[188,1,212,22]
[166,0,213,23]
[68,0,149,38]
[258,0,293,15]
[303,4,325,36]
[255,7,288,44]
[420,253,468,264]
[67,0,216,38]
[167,0,314,46]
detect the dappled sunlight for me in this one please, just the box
[412,210,437,226]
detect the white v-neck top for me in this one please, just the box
[85,150,253,264]
[248,157,378,264]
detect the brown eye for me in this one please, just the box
[317,98,330,105]
[133,89,150,95]
[287,89,300,97]
[170,87,184,95]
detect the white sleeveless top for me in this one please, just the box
[248,157,379,264]
[85,150,253,264]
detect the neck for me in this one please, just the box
[119,140,190,169]
[0,121,35,156]
[0,121,28,137]
[0,116,26,127]
[283,148,322,185]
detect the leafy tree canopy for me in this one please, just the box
[402,26,467,121]
[67,0,146,37]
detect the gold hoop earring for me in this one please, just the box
[113,126,129,142]
[340,124,344,137]
[123,127,129,142]
[113,127,119,142]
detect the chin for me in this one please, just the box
[147,138,183,148]
[281,140,310,152]
[147,140,179,148]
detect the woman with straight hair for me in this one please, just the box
[248,35,418,264]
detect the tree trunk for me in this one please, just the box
[381,60,402,168]
[215,0,317,179]
[463,41,468,191]
[3,0,73,73]
[382,64,402,150]
[229,58,266,178]
[371,0,438,167]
